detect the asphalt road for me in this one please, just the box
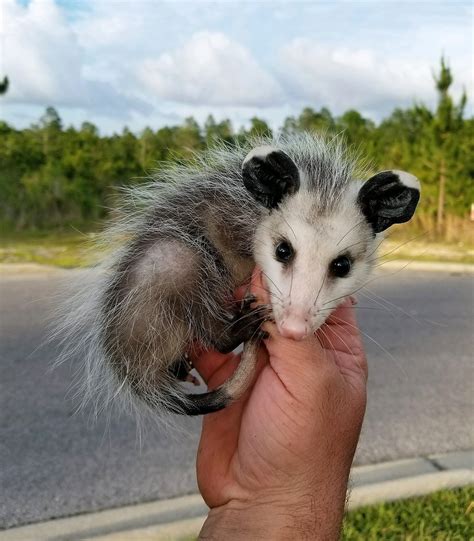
[1,267,473,529]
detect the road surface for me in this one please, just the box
[1,266,473,528]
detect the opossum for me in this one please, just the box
[59,133,420,417]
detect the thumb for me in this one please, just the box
[262,321,330,398]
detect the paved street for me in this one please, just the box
[1,267,473,529]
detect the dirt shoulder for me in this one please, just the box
[1,233,473,269]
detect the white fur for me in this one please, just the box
[392,170,421,191]
[254,186,377,337]
[242,145,280,166]
[55,133,418,423]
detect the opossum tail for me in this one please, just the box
[157,339,260,416]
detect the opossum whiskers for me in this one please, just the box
[368,230,430,263]
[260,269,284,297]
[316,325,336,363]
[280,213,297,242]
[321,256,420,308]
[312,269,328,309]
[327,312,406,376]
[365,235,388,261]
[320,317,361,366]
[336,218,366,246]
[360,288,446,328]
[289,265,295,307]
[339,238,374,253]
[320,316,366,375]
[215,304,271,344]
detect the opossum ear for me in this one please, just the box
[358,170,420,233]
[242,146,300,208]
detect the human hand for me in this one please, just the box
[192,268,368,540]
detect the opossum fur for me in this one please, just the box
[57,132,420,418]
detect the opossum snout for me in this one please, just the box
[278,313,309,341]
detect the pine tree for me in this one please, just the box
[0,76,8,95]
[432,57,467,233]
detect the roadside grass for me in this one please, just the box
[181,487,474,541]
[381,237,474,265]
[0,229,473,268]
[0,230,99,268]
[342,486,473,540]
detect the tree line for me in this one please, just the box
[0,59,472,237]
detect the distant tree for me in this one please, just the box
[204,115,234,145]
[0,76,8,95]
[431,56,467,232]
[299,107,335,133]
[247,117,272,139]
[336,110,375,148]
[0,66,471,233]
[282,107,335,136]
[138,127,155,170]
[281,115,298,135]
[40,106,62,131]
[171,117,204,159]
[80,121,99,137]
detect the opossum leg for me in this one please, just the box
[212,302,267,354]
[168,338,263,415]
[169,355,199,386]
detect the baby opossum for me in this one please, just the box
[61,133,420,417]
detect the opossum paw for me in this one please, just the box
[214,305,265,353]
[241,293,257,311]
[186,374,200,386]
[169,356,194,382]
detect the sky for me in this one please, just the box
[1,0,472,134]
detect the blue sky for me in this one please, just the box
[1,0,472,134]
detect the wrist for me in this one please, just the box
[199,481,349,541]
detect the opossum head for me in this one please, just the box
[243,145,420,340]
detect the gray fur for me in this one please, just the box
[56,132,417,418]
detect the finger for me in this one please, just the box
[198,346,269,481]
[190,348,238,384]
[320,299,368,379]
[318,298,360,351]
[325,297,359,335]
[262,320,326,375]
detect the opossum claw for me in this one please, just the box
[241,293,257,311]
[257,330,269,341]
[186,374,200,386]
[169,355,194,382]
[213,302,265,354]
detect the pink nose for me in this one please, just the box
[279,317,308,341]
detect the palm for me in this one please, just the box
[193,297,366,508]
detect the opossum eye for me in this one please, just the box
[330,255,352,278]
[275,241,294,263]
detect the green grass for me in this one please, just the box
[381,237,474,265]
[0,230,99,268]
[342,486,473,540]
[181,487,474,541]
[0,230,473,268]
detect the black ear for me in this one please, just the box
[242,146,300,208]
[357,170,421,233]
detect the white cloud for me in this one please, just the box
[1,0,150,115]
[279,39,436,115]
[279,33,472,118]
[1,0,471,134]
[136,32,284,107]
